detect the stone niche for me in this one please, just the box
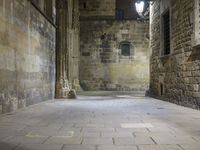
[80,20,150,92]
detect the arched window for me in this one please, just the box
[120,41,131,56]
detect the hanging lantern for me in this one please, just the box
[135,0,145,14]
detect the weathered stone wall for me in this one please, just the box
[79,0,116,19]
[80,20,150,91]
[150,0,200,109]
[0,0,56,113]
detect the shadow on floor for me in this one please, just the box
[77,91,146,96]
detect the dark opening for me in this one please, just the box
[162,10,170,55]
[160,83,164,96]
[83,2,86,9]
[121,43,130,56]
[116,0,147,20]
[82,52,90,56]
[116,9,124,20]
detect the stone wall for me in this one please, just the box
[150,0,200,109]
[80,20,150,91]
[79,0,116,19]
[0,0,56,113]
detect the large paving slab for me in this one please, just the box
[0,92,200,150]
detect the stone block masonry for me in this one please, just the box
[80,20,150,91]
[150,0,200,109]
[0,0,56,113]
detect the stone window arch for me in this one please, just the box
[119,41,133,57]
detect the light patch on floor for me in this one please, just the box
[116,95,135,98]
[26,133,47,138]
[26,131,75,138]
[121,123,153,128]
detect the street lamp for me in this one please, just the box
[135,0,153,20]
[135,0,145,14]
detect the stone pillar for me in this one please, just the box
[71,0,82,91]
[55,0,81,98]
[56,0,70,98]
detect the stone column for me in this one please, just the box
[55,0,81,98]
[71,0,82,91]
[55,0,70,98]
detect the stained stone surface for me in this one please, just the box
[0,0,56,113]
[80,20,150,91]
[0,92,200,150]
[150,0,200,109]
[79,0,149,92]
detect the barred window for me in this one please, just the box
[161,10,170,56]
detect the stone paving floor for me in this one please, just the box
[0,92,200,150]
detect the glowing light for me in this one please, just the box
[135,1,145,14]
